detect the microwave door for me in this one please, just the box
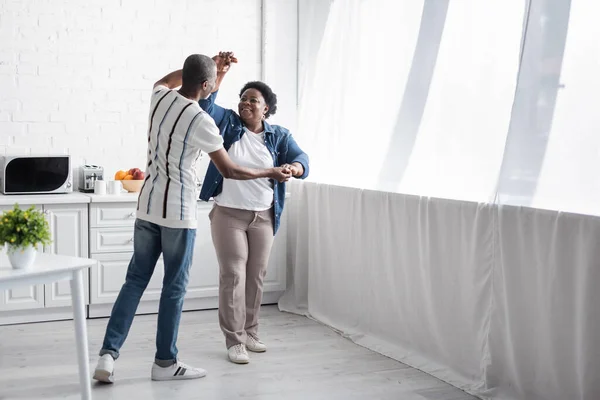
[5,157,70,193]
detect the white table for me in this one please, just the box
[0,253,96,400]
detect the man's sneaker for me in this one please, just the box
[246,335,267,353]
[227,344,250,364]
[151,360,207,381]
[93,354,115,383]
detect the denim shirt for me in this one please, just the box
[198,91,310,234]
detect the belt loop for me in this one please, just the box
[251,211,259,225]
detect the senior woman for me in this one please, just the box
[199,52,310,364]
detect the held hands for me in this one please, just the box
[212,51,238,74]
[280,163,301,177]
[269,166,293,183]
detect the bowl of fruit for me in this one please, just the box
[115,168,145,193]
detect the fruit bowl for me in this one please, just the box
[121,179,144,193]
[115,168,145,193]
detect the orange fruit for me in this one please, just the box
[123,175,134,180]
[114,170,127,180]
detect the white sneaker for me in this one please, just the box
[93,354,115,383]
[151,360,207,381]
[227,344,250,364]
[246,335,267,353]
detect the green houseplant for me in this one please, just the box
[0,204,51,269]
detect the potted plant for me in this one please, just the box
[0,204,51,269]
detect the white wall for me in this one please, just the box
[262,0,298,132]
[0,0,295,183]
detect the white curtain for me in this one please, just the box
[281,181,600,400]
[485,205,600,400]
[283,0,600,399]
[298,0,600,216]
[298,0,525,202]
[520,0,600,215]
[492,0,600,217]
[297,0,424,189]
[487,2,600,398]
[398,1,523,202]
[281,181,495,391]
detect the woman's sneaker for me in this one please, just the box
[151,360,207,381]
[93,354,115,383]
[246,335,267,353]
[227,344,250,364]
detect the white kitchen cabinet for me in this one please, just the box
[0,204,45,312]
[0,203,89,311]
[88,200,288,316]
[0,191,289,322]
[0,281,45,311]
[0,202,90,312]
[89,227,135,254]
[264,209,287,293]
[186,205,220,298]
[89,203,222,306]
[89,203,137,309]
[88,202,163,316]
[89,202,137,228]
[90,252,165,305]
[186,203,287,299]
[43,204,89,308]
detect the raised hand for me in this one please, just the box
[213,51,238,74]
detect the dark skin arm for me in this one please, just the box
[211,51,237,93]
[208,148,291,182]
[154,70,183,89]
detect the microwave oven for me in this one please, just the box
[0,155,72,194]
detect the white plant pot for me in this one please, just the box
[6,244,37,270]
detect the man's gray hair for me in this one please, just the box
[182,54,216,89]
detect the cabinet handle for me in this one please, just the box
[128,212,136,218]
[129,237,134,243]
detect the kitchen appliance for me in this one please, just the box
[0,155,72,194]
[79,165,104,193]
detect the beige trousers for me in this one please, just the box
[209,204,275,349]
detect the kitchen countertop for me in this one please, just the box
[0,191,291,206]
[86,192,140,203]
[0,192,91,206]
[86,193,214,204]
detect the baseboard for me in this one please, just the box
[0,292,284,324]
[88,291,284,318]
[0,306,81,326]
[89,296,218,318]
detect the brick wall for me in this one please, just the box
[0,0,264,182]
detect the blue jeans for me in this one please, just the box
[100,219,196,363]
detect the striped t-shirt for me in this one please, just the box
[136,85,224,229]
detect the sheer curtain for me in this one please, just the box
[298,0,600,215]
[287,1,600,399]
[529,1,600,216]
[298,0,524,202]
[488,2,600,400]
[496,0,600,217]
[296,0,423,189]
[399,1,524,202]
